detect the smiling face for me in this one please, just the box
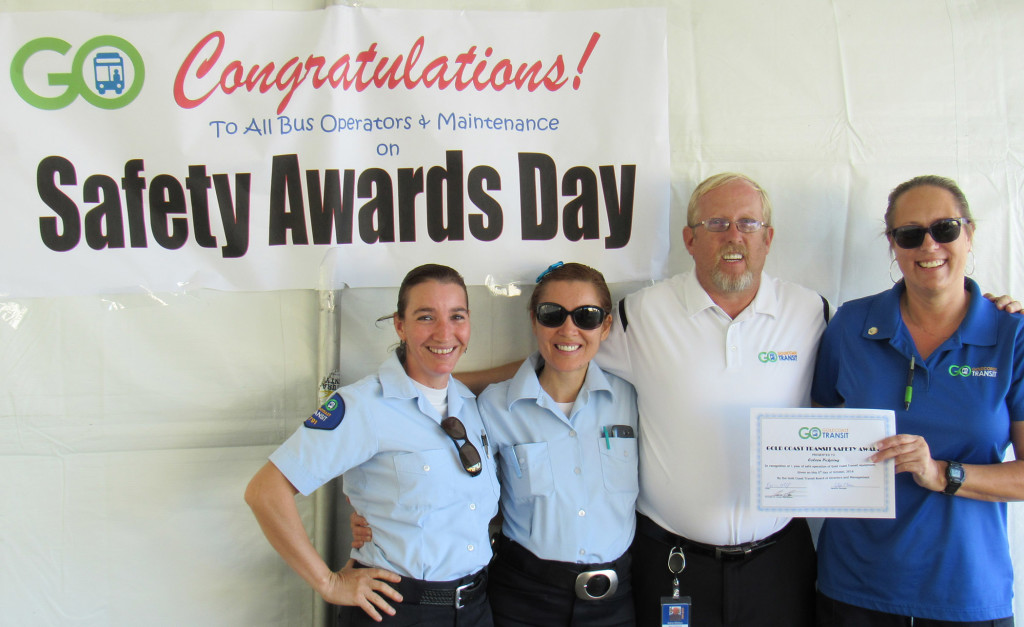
[531,280,611,377]
[889,184,973,296]
[683,179,774,300]
[394,280,470,389]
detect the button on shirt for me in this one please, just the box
[270,353,500,581]
[597,271,827,546]
[478,353,639,564]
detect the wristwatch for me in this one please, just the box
[943,460,965,495]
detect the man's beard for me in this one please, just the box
[711,266,754,292]
[711,246,754,292]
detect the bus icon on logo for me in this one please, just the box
[11,35,144,110]
[93,51,125,95]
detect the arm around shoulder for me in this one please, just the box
[456,359,523,395]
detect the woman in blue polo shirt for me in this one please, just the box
[812,176,1024,626]
[479,262,639,626]
[245,263,500,626]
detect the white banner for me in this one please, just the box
[1,7,669,297]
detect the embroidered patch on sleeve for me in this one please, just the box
[304,394,345,430]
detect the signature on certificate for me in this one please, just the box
[764,482,807,499]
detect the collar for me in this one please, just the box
[503,351,615,413]
[862,278,997,351]
[378,352,475,419]
[679,269,779,320]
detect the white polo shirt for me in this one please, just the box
[596,270,827,546]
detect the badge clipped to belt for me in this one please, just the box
[660,546,691,626]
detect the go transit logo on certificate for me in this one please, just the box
[11,35,145,109]
[798,426,850,440]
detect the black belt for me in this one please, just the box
[360,565,487,609]
[495,534,628,601]
[636,513,793,560]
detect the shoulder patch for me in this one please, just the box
[304,395,345,430]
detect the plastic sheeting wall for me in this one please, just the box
[4,1,1024,625]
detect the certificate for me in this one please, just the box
[750,408,896,518]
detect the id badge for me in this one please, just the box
[660,596,691,626]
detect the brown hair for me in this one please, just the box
[391,264,468,361]
[530,262,612,313]
[884,175,974,232]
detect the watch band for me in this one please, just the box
[943,460,964,495]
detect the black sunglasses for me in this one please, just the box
[534,302,609,330]
[440,416,482,477]
[888,218,969,249]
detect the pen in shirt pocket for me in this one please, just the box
[480,430,490,458]
[603,425,636,440]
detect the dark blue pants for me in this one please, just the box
[630,515,816,627]
[341,568,492,627]
[488,540,634,627]
[816,591,1014,627]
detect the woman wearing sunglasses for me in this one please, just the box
[812,176,1024,626]
[245,263,500,626]
[478,262,639,626]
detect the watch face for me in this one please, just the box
[945,462,965,494]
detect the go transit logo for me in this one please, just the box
[798,426,849,440]
[758,350,798,363]
[948,364,998,378]
[11,35,145,109]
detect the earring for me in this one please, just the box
[965,251,976,276]
[889,258,903,284]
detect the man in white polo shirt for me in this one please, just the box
[596,173,825,627]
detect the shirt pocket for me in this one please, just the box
[499,441,554,499]
[599,437,639,494]
[393,449,449,508]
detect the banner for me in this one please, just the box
[1,7,669,297]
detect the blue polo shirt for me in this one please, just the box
[812,279,1024,621]
[270,353,500,582]
[478,352,639,564]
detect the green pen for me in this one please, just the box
[603,425,611,449]
[904,356,915,410]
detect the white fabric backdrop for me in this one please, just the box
[3,1,1024,625]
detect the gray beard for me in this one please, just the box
[711,268,754,293]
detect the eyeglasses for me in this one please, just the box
[440,416,482,476]
[888,217,969,249]
[534,302,609,330]
[691,218,767,233]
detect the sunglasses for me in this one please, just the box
[888,217,969,249]
[534,302,609,331]
[440,416,482,476]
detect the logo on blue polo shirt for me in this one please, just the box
[948,364,998,378]
[304,395,345,430]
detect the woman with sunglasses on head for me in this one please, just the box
[478,262,639,626]
[245,263,500,626]
[813,176,1024,627]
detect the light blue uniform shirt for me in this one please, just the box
[270,353,500,581]
[478,353,639,564]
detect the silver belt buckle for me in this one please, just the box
[454,580,473,609]
[574,569,618,601]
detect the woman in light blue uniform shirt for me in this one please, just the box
[479,262,639,627]
[246,264,500,626]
